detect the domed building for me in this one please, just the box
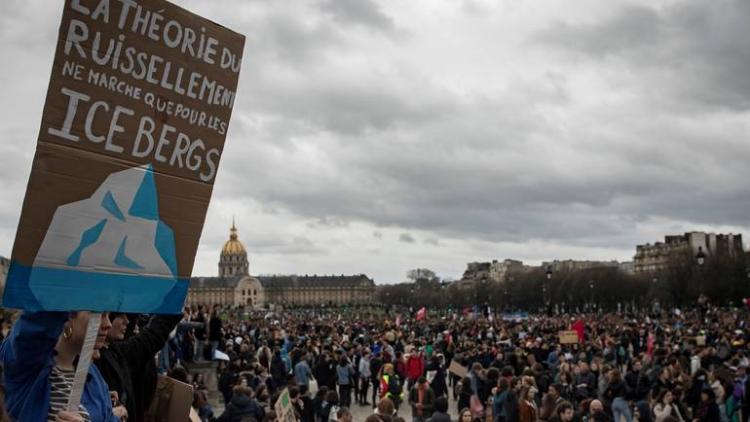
[219,221,249,278]
[187,222,375,308]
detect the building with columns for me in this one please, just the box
[187,223,375,308]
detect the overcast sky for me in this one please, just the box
[1,0,749,283]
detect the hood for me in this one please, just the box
[231,394,253,408]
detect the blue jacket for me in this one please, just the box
[0,311,119,422]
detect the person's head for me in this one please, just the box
[417,376,428,388]
[658,389,673,404]
[434,397,448,414]
[168,366,189,384]
[383,363,394,375]
[234,385,254,399]
[377,397,395,416]
[459,408,473,422]
[589,399,604,414]
[325,390,339,405]
[701,388,715,403]
[59,312,112,359]
[548,384,560,398]
[337,407,353,422]
[608,369,623,383]
[108,313,129,341]
[557,403,575,422]
[262,410,277,422]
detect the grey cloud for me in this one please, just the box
[424,238,439,246]
[533,5,661,58]
[319,0,396,33]
[399,233,415,243]
[307,216,350,228]
[373,231,383,239]
[533,0,750,110]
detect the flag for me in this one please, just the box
[416,307,426,321]
[571,319,585,343]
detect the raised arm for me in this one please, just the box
[0,312,67,387]
[113,314,182,371]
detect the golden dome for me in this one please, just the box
[221,221,246,255]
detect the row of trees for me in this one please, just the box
[378,254,750,311]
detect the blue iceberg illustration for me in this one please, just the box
[19,164,186,313]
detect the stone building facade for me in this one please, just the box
[186,223,375,308]
[634,232,744,273]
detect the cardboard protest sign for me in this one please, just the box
[147,375,194,422]
[274,388,296,422]
[448,360,469,378]
[2,0,244,313]
[559,330,580,344]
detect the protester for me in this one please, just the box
[336,355,355,408]
[216,385,264,422]
[408,376,435,421]
[336,406,353,422]
[359,349,373,406]
[381,363,405,412]
[0,311,120,421]
[96,312,181,422]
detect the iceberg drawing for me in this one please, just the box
[22,164,186,313]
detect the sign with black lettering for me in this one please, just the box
[2,0,245,313]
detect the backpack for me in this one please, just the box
[388,375,403,396]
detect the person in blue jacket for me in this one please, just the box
[0,311,122,422]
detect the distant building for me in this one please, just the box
[187,223,375,307]
[460,259,530,287]
[618,261,635,274]
[634,232,744,273]
[541,259,621,273]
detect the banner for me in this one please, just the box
[558,330,579,344]
[501,312,529,322]
[2,0,245,313]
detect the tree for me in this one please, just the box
[407,268,439,283]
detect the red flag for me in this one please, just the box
[571,319,585,343]
[647,332,655,358]
[416,307,426,321]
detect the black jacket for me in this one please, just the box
[216,394,265,422]
[95,314,181,422]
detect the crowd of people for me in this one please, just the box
[0,300,749,422]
